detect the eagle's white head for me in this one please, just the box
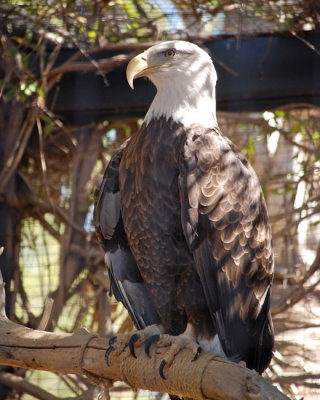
[126,41,218,129]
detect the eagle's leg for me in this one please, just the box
[157,323,201,379]
[105,324,164,367]
[128,324,165,357]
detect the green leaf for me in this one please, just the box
[312,132,320,140]
[37,88,45,98]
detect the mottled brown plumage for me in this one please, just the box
[94,40,274,374]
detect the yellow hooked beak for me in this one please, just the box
[126,52,160,89]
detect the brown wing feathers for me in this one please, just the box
[180,126,274,372]
[94,141,161,330]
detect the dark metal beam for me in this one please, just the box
[47,31,320,125]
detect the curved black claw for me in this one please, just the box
[109,336,118,346]
[129,333,139,358]
[105,336,117,367]
[144,334,160,358]
[159,359,167,380]
[192,346,202,361]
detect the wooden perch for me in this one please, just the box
[0,317,290,400]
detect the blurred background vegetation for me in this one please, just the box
[0,0,320,399]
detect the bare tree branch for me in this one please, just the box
[0,105,38,197]
[46,54,132,79]
[0,318,290,400]
[272,241,320,316]
[0,371,98,400]
[0,372,62,400]
[0,248,6,320]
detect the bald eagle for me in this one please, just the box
[94,40,274,376]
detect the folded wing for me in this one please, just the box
[179,127,274,373]
[94,141,160,330]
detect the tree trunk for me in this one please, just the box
[48,125,103,329]
[0,96,36,399]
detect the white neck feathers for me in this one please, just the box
[144,86,217,128]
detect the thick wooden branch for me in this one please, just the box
[0,318,290,400]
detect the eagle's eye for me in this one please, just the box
[165,49,176,58]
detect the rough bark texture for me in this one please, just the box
[0,317,290,400]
